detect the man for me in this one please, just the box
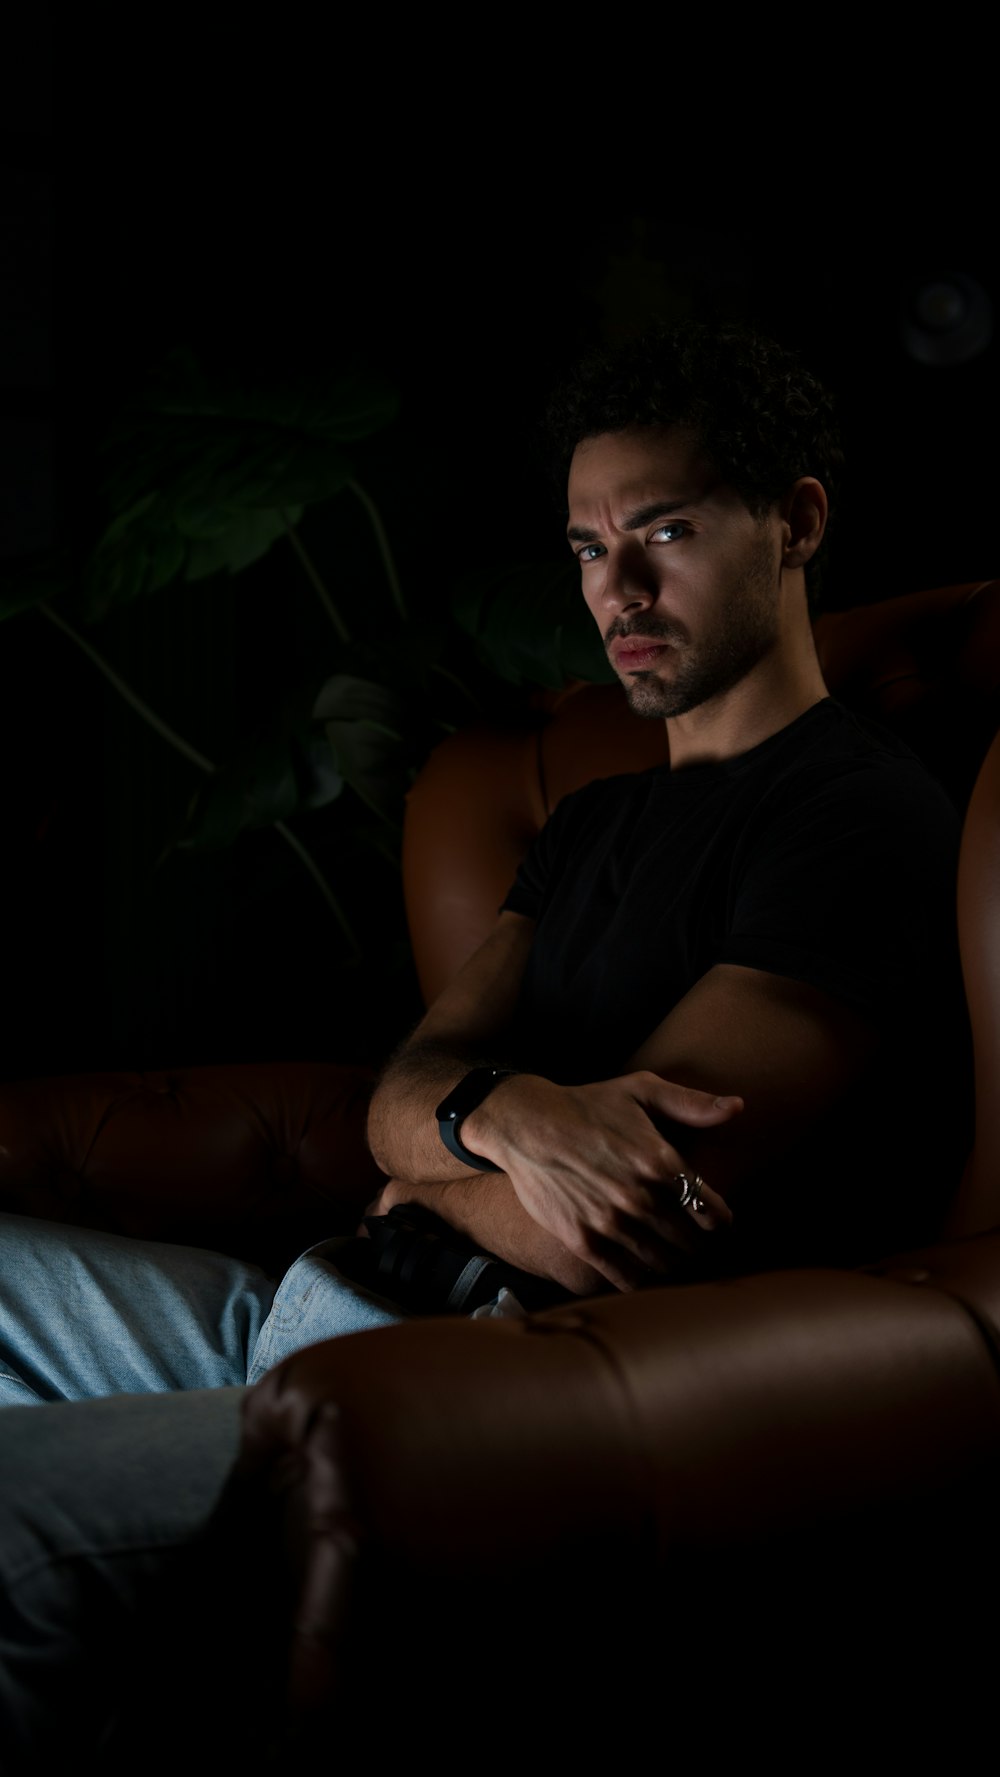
[0,318,970,1757]
[364,318,968,1292]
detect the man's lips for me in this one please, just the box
[609,638,673,671]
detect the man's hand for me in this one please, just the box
[365,1072,741,1294]
[458,1070,741,1291]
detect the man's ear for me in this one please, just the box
[781,477,828,568]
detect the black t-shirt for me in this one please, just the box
[501,698,970,1271]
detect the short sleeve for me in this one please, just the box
[719,761,961,1021]
[500,786,596,921]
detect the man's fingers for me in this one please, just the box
[637,1073,744,1127]
[667,1168,733,1229]
[584,1219,706,1289]
[576,1240,677,1294]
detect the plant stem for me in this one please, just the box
[39,601,215,773]
[430,661,480,707]
[38,600,359,949]
[347,478,407,622]
[280,510,351,643]
[274,821,360,954]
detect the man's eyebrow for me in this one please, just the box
[566,496,701,544]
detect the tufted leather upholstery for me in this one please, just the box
[212,1236,1000,1758]
[0,1061,382,1275]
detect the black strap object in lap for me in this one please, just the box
[333,1202,572,1316]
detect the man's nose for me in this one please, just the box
[600,546,659,614]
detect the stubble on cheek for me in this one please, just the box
[616,539,781,720]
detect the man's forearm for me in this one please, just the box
[364,917,742,1294]
[367,909,537,1185]
[368,1037,611,1290]
[378,1171,610,1296]
[368,1041,738,1294]
[367,1036,514,1184]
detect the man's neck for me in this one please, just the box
[665,644,830,768]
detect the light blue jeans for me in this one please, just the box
[0,1209,441,1763]
[0,1211,524,1761]
[0,1385,248,1763]
[0,1210,409,1406]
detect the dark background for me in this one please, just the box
[2,16,996,1082]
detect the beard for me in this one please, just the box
[606,531,781,720]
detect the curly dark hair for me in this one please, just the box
[542,318,844,607]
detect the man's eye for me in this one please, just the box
[651,522,688,542]
[577,543,605,563]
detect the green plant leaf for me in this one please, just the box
[313,673,410,825]
[100,348,396,516]
[148,346,399,440]
[181,508,294,582]
[295,729,347,811]
[180,729,346,851]
[451,559,615,688]
[80,346,400,619]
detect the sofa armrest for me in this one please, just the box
[212,1242,1000,1754]
[0,1061,385,1274]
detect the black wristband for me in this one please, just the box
[434,1067,517,1172]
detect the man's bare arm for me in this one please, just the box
[366,913,535,1186]
[621,961,881,1203]
[369,902,882,1292]
[371,1171,615,1296]
[457,961,879,1277]
[367,910,742,1292]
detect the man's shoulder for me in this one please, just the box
[546,761,663,828]
[762,700,960,829]
[540,697,961,855]
[770,698,936,773]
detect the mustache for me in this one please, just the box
[604,616,689,648]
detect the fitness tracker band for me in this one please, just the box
[435,1067,517,1171]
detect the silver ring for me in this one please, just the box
[676,1171,708,1215]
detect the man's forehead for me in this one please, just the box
[566,425,718,525]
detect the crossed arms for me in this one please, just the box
[366,909,879,1297]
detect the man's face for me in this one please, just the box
[566,425,784,720]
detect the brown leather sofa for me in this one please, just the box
[2,579,1000,1764]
